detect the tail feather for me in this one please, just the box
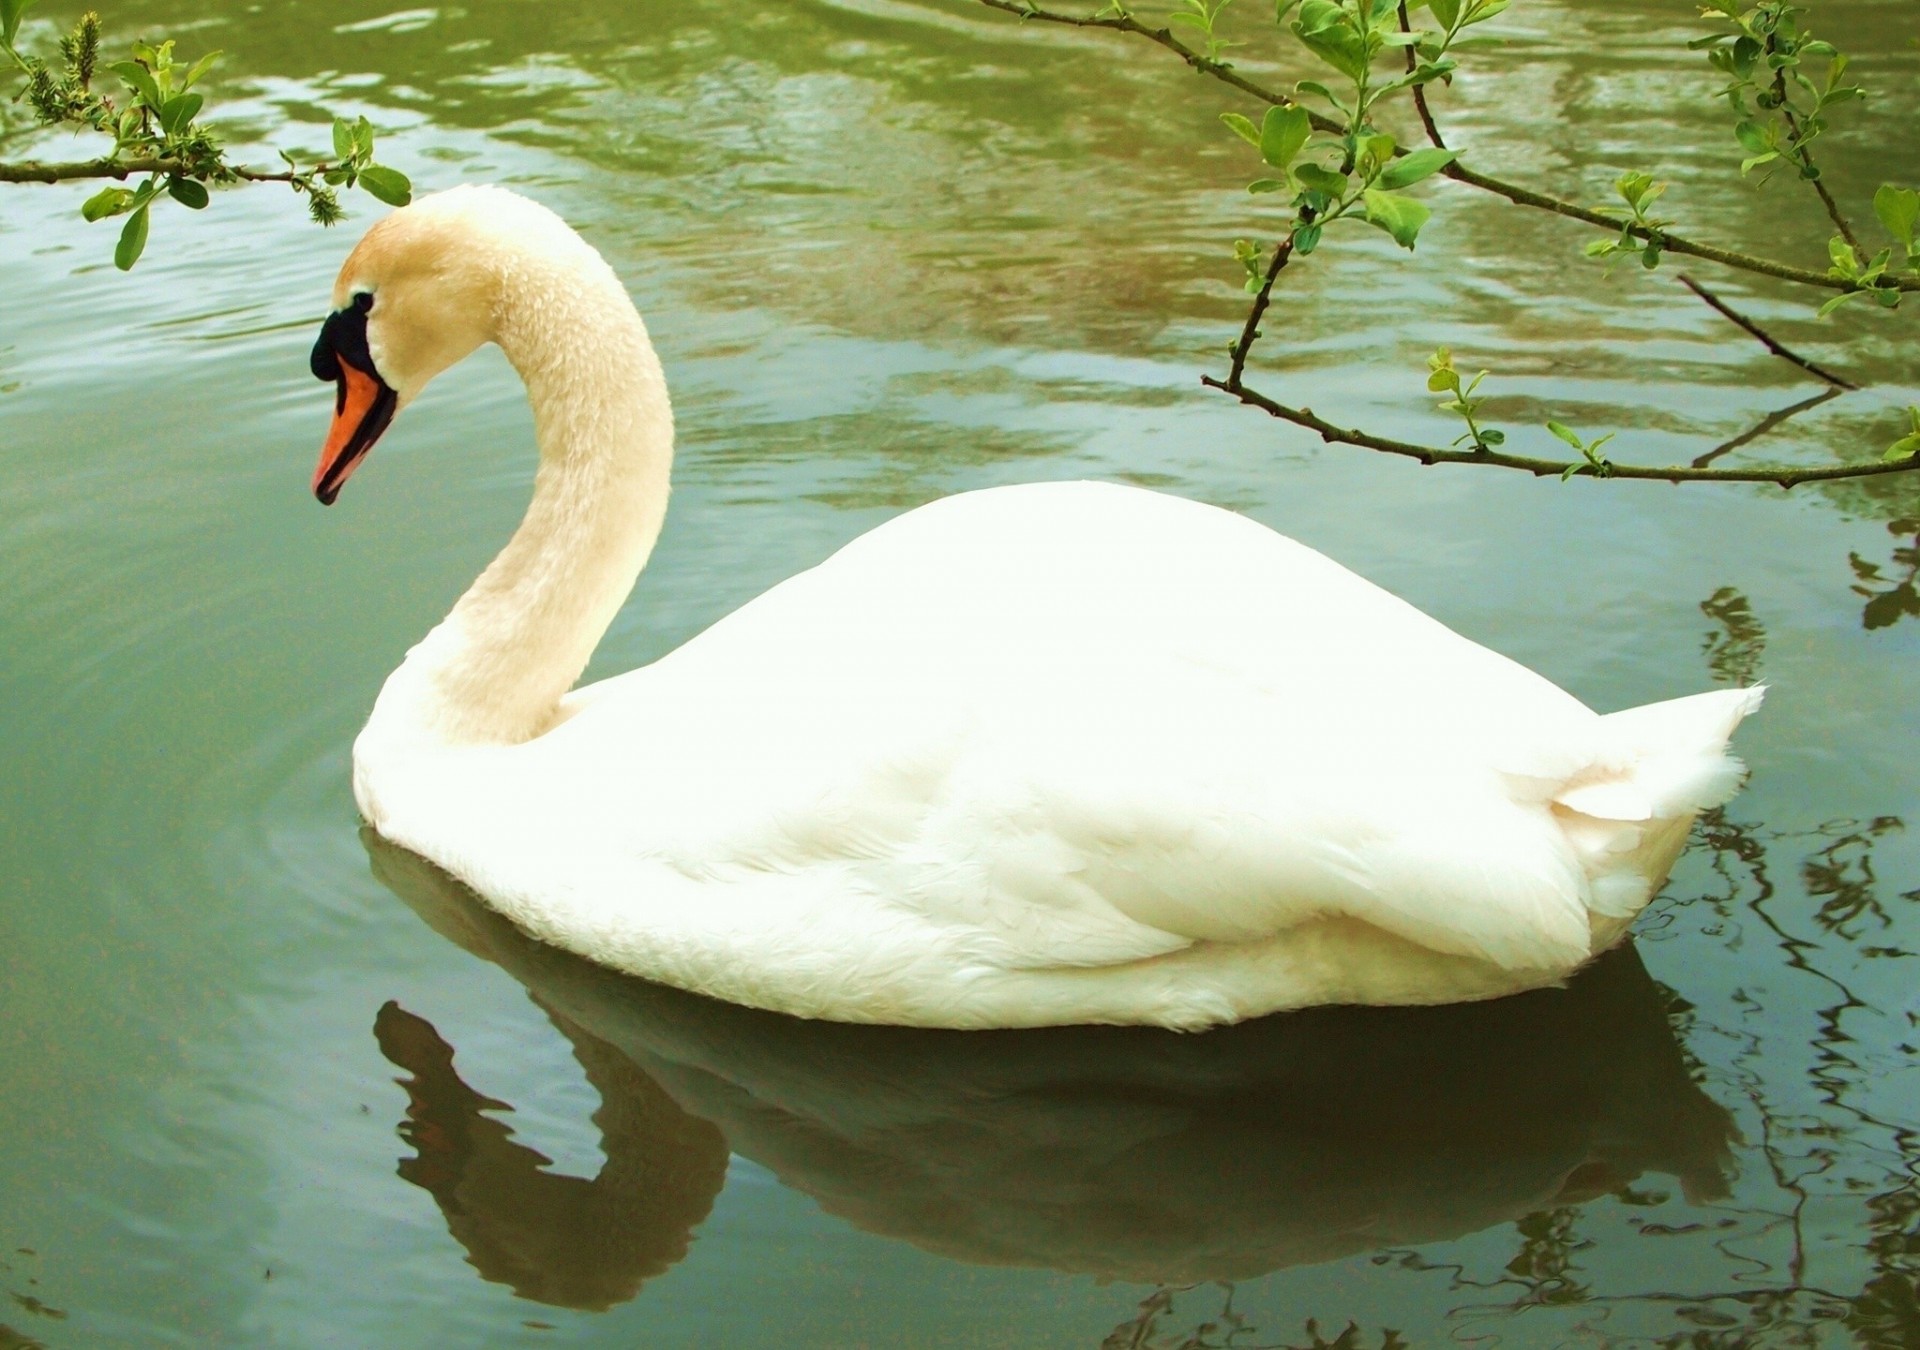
[1521,687,1765,923]
[1560,686,1766,822]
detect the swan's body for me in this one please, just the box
[315,186,1761,1030]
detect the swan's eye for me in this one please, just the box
[353,291,375,314]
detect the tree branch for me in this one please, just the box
[969,0,1920,293]
[0,155,298,184]
[973,0,1342,133]
[1769,43,1866,265]
[1398,1,1449,151]
[1227,231,1297,385]
[1678,273,1860,389]
[1200,373,1917,486]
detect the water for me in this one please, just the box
[1,0,1917,1345]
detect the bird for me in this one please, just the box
[309,184,1762,1031]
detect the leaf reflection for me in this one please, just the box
[1848,518,1920,631]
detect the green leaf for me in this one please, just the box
[1247,178,1290,194]
[1478,427,1506,445]
[1883,434,1920,462]
[0,0,33,45]
[1732,118,1770,153]
[1220,112,1261,148]
[80,186,134,222]
[1874,183,1918,251]
[1293,221,1323,254]
[1428,0,1459,28]
[158,91,202,136]
[356,164,412,207]
[115,204,150,271]
[183,49,223,88]
[1464,0,1510,21]
[1378,147,1456,190]
[1740,152,1779,174]
[1291,0,1370,82]
[1357,133,1397,177]
[1294,79,1349,114]
[1828,233,1858,274]
[1293,162,1348,197]
[332,117,354,161]
[167,175,209,209]
[111,60,163,111]
[354,115,375,158]
[1362,188,1431,248]
[1546,420,1583,449]
[1258,104,1312,171]
[1817,289,1861,319]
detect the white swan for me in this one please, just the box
[310,185,1762,1030]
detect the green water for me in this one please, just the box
[3,1,1919,1345]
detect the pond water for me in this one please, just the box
[3,0,1919,1345]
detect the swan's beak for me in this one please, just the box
[311,298,398,505]
[314,358,397,505]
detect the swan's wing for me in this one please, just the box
[885,659,1598,976]
[533,482,1603,976]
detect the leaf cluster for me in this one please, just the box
[1818,187,1920,317]
[2,3,411,268]
[1584,171,1672,270]
[1425,347,1503,451]
[1693,2,1855,180]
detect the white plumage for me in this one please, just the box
[320,187,1761,1029]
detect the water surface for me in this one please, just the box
[3,1,1919,1345]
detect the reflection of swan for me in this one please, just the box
[369,833,1737,1300]
[314,185,1761,1028]
[372,998,727,1311]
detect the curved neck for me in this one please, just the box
[371,261,673,748]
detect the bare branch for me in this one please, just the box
[1227,232,1298,386]
[1678,273,1860,389]
[1200,374,1918,486]
[972,0,1342,133]
[1398,2,1449,151]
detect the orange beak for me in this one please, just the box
[314,358,397,505]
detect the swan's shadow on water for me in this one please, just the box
[362,829,1738,1313]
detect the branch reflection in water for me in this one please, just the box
[363,830,1735,1314]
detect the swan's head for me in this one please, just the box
[309,185,579,504]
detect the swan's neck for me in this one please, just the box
[370,263,672,748]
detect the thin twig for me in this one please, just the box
[1226,232,1297,385]
[968,0,1919,293]
[1678,273,1860,388]
[1201,374,1918,486]
[1770,44,1865,264]
[973,0,1341,133]
[1398,1,1449,150]
[1692,386,1845,467]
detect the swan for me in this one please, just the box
[310,184,1762,1030]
